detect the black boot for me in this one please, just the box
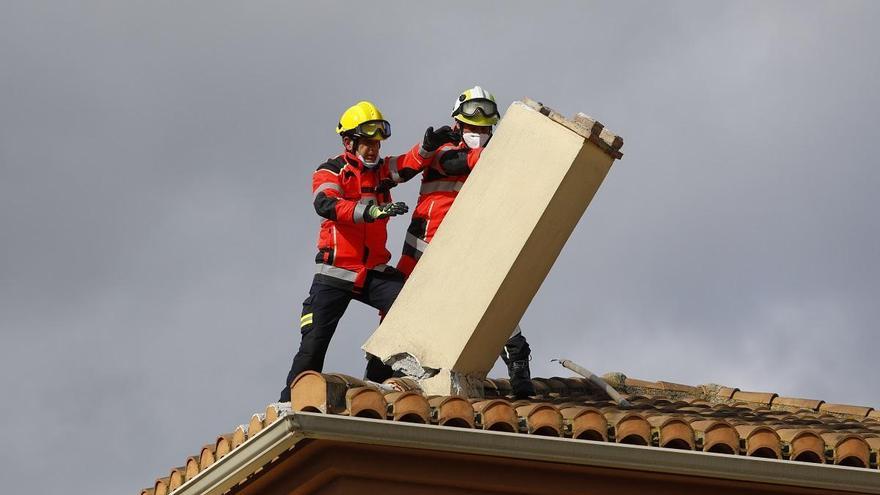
[508,359,536,399]
[502,331,535,399]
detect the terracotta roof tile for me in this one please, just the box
[713,385,740,401]
[734,425,782,459]
[646,415,695,450]
[821,433,871,467]
[429,395,474,428]
[689,419,739,454]
[246,413,264,437]
[167,467,186,491]
[560,406,607,441]
[183,456,200,482]
[776,429,825,464]
[385,390,430,423]
[214,434,234,460]
[198,443,215,470]
[731,390,778,406]
[515,403,563,436]
[773,396,824,412]
[139,372,880,493]
[153,476,170,495]
[473,399,518,432]
[820,403,874,419]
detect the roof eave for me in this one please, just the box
[170,412,880,495]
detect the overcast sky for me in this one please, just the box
[2,1,879,493]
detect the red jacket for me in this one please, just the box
[393,141,482,275]
[311,150,419,290]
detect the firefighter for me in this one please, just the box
[390,86,537,399]
[279,101,416,402]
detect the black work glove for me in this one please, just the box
[364,201,409,222]
[422,125,459,152]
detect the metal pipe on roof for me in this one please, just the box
[553,358,632,408]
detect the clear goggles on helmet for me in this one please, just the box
[353,119,391,139]
[454,98,499,119]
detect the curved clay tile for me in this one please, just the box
[214,433,234,460]
[544,377,569,396]
[345,386,386,419]
[558,377,590,396]
[184,455,200,481]
[821,433,870,468]
[820,403,874,419]
[773,397,824,412]
[655,381,698,395]
[731,389,779,406]
[291,372,360,414]
[492,378,513,397]
[232,424,248,449]
[864,437,880,466]
[199,443,216,470]
[560,406,607,441]
[265,402,291,424]
[481,379,500,398]
[690,419,739,455]
[383,377,421,392]
[647,415,695,450]
[429,396,475,428]
[515,403,563,437]
[714,386,739,401]
[607,412,651,446]
[528,379,550,398]
[247,413,265,437]
[735,425,781,459]
[473,399,518,432]
[384,391,430,423]
[168,466,186,491]
[776,429,825,464]
[140,489,155,495]
[153,476,170,495]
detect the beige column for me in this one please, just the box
[363,98,623,396]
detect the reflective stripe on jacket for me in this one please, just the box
[312,151,417,290]
[395,141,483,247]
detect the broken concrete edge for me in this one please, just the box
[385,353,486,397]
[520,97,624,159]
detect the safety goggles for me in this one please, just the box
[454,98,499,119]
[354,119,391,139]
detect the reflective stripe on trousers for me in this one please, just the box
[315,263,358,283]
[315,263,393,283]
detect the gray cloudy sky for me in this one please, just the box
[2,1,879,493]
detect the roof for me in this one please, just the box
[139,371,880,495]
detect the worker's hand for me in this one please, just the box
[365,201,409,222]
[422,126,458,152]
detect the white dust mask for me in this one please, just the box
[358,154,379,169]
[462,132,490,149]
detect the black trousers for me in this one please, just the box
[500,331,531,366]
[279,270,403,402]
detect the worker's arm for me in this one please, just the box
[313,164,409,223]
[384,126,461,185]
[434,146,483,176]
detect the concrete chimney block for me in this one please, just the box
[363,98,623,396]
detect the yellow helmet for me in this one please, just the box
[451,86,500,126]
[336,101,391,140]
